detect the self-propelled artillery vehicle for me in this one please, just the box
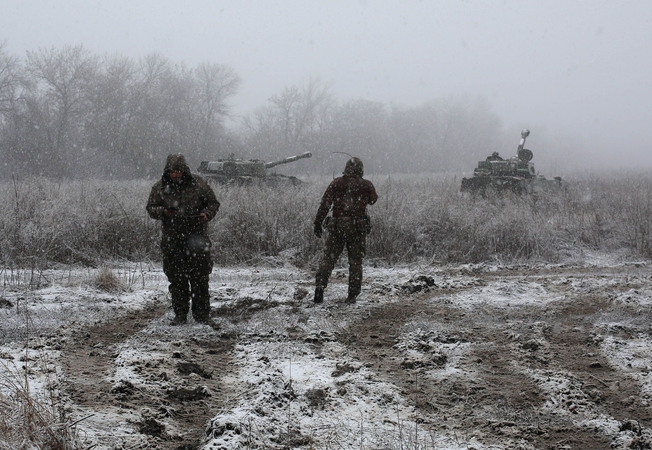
[197,152,312,185]
[460,129,562,195]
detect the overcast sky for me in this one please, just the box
[2,0,651,166]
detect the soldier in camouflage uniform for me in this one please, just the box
[147,154,220,327]
[313,157,378,304]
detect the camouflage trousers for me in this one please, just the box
[162,236,213,321]
[315,217,368,298]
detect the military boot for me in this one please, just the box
[170,315,187,326]
[314,287,324,304]
[196,316,220,330]
[345,288,359,304]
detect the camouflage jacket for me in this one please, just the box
[146,154,220,243]
[314,175,378,227]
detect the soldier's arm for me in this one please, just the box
[146,184,166,220]
[314,181,336,226]
[366,181,379,205]
[200,181,220,221]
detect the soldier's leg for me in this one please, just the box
[190,273,212,321]
[163,252,191,322]
[188,251,213,323]
[315,230,346,302]
[346,231,367,301]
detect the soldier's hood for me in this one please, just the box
[343,157,364,177]
[162,153,193,185]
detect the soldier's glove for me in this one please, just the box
[313,223,323,238]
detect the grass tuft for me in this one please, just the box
[91,267,123,293]
[0,363,84,450]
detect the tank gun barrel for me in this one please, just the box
[515,129,533,162]
[264,152,312,169]
[517,129,530,153]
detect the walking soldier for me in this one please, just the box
[313,157,378,304]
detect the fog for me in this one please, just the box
[2,0,651,172]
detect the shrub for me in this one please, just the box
[1,171,651,268]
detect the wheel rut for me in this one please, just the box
[60,300,237,449]
[339,291,632,449]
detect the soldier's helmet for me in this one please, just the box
[492,152,499,158]
[343,157,364,177]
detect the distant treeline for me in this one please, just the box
[0,44,509,179]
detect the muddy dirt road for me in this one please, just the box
[5,262,652,449]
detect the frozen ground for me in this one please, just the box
[1,253,652,449]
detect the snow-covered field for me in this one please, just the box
[1,254,652,449]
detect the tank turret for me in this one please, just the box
[461,130,562,195]
[197,152,312,185]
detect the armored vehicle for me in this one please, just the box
[461,129,561,195]
[197,152,312,185]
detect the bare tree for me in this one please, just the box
[269,84,301,145]
[23,45,98,176]
[193,62,242,153]
[325,99,390,173]
[116,52,177,176]
[0,45,245,178]
[0,42,20,121]
[243,77,334,161]
[84,54,138,176]
[269,77,334,146]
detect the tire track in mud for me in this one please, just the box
[61,302,168,408]
[60,300,237,449]
[339,291,615,449]
[543,296,652,427]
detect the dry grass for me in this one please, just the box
[0,361,83,450]
[0,172,651,268]
[91,267,123,293]
[0,288,84,449]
